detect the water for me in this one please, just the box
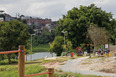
[25,52,56,61]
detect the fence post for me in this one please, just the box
[18,45,25,77]
[48,68,54,77]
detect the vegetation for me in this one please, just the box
[62,41,73,52]
[49,35,73,56]
[110,19,116,45]
[55,4,116,48]
[0,59,18,65]
[49,36,64,56]
[0,56,103,77]
[0,20,30,64]
[0,3,116,77]
[32,44,50,52]
[32,28,55,46]
[0,64,103,77]
[87,24,110,50]
[0,64,47,77]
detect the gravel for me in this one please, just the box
[61,57,116,77]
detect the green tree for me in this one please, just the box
[55,4,115,48]
[62,41,72,52]
[0,14,5,21]
[0,20,30,64]
[110,19,116,45]
[28,24,36,34]
[49,36,64,56]
[66,41,73,52]
[32,28,55,46]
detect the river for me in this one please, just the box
[25,52,56,61]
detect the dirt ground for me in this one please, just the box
[80,57,116,74]
[42,56,116,74]
[42,61,66,70]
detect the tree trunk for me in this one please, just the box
[93,43,96,56]
[7,54,12,64]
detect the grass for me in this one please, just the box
[0,59,18,65]
[0,64,47,77]
[0,56,108,77]
[32,44,50,52]
[0,64,104,77]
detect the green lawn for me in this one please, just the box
[0,59,18,65]
[0,64,103,77]
[32,44,50,52]
[0,56,105,77]
[0,64,47,77]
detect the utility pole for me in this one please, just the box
[30,34,35,61]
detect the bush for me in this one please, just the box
[61,52,67,56]
[0,59,18,65]
[49,36,64,56]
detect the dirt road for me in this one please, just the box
[61,57,116,77]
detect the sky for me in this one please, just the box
[0,0,116,21]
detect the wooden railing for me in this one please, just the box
[0,45,54,77]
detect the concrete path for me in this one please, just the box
[61,57,116,77]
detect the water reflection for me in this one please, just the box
[25,52,56,61]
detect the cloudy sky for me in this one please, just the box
[0,0,116,21]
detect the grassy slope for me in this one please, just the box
[32,44,50,52]
[0,56,105,77]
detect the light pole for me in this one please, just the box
[61,31,67,44]
[30,34,35,61]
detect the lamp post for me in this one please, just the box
[61,31,67,44]
[30,34,35,61]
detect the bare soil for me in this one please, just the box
[42,56,116,76]
[80,57,116,74]
[42,61,66,70]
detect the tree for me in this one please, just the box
[0,14,5,21]
[32,28,55,46]
[49,36,73,56]
[49,36,64,56]
[49,42,54,57]
[110,19,116,45]
[55,4,115,48]
[87,24,110,51]
[62,41,72,52]
[28,24,36,34]
[0,20,30,64]
[66,41,73,52]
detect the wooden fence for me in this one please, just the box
[0,45,54,77]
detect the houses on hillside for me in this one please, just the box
[22,16,58,35]
[0,10,58,35]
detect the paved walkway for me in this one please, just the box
[61,57,116,77]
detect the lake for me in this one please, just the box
[25,52,56,61]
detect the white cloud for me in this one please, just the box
[0,0,116,20]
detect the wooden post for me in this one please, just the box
[48,68,54,77]
[18,45,25,77]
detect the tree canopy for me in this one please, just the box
[32,28,55,46]
[0,20,30,63]
[55,4,116,48]
[87,24,110,50]
[49,36,64,56]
